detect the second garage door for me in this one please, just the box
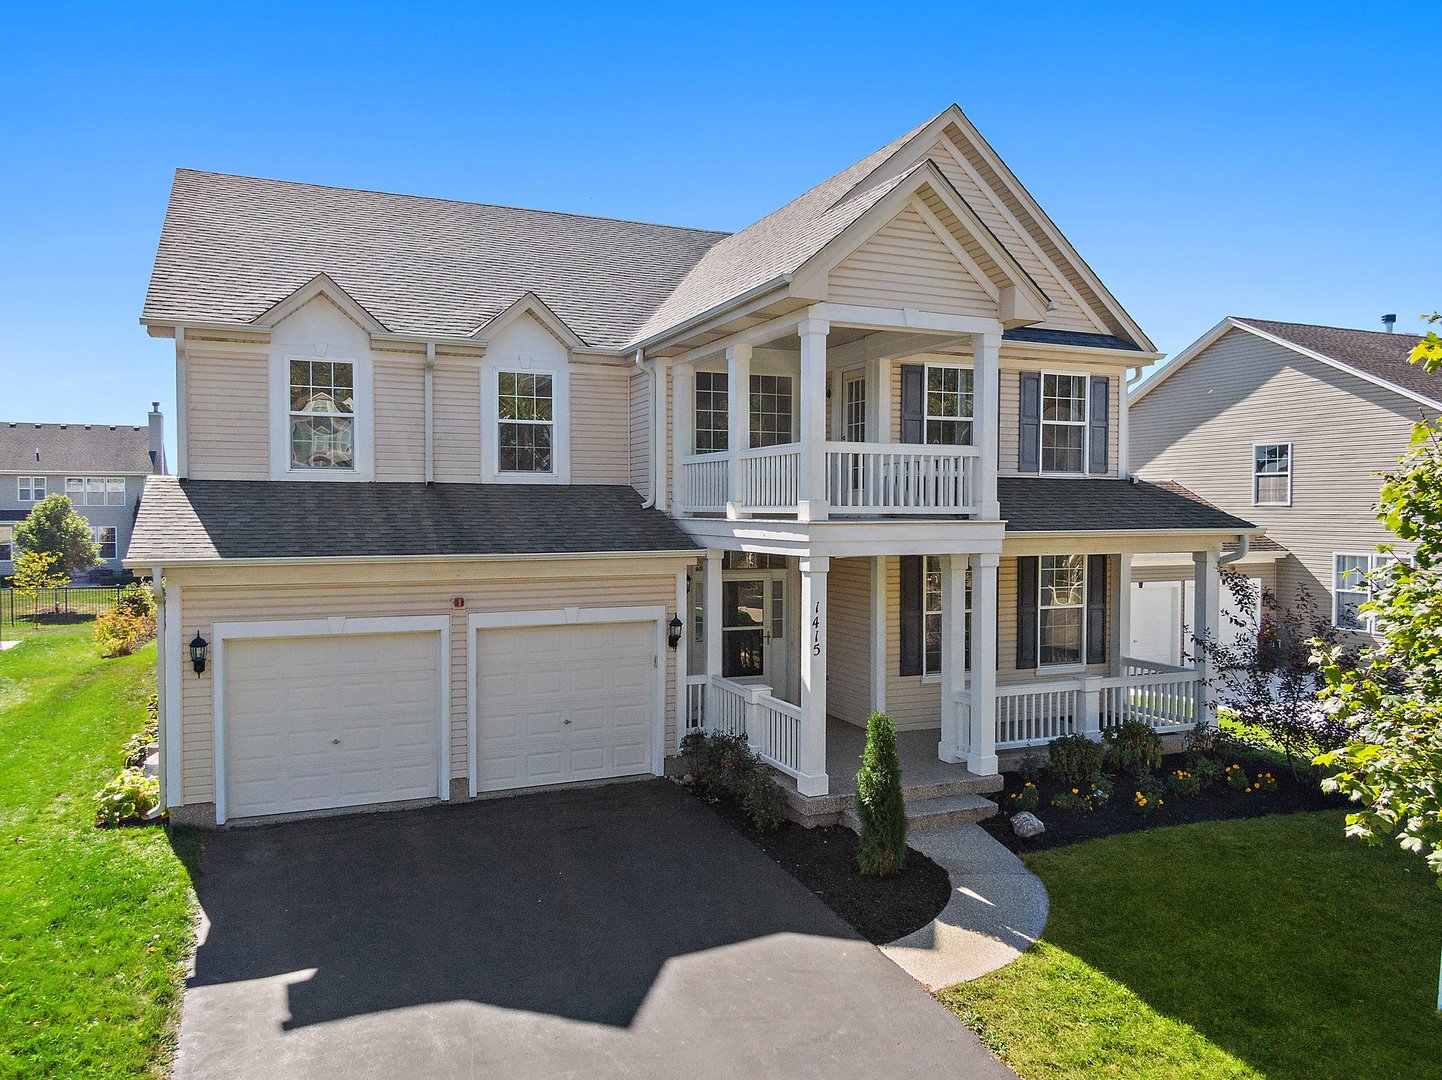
[474,620,656,792]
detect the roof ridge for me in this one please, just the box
[1233,315,1425,343]
[174,168,733,238]
[3,421,146,430]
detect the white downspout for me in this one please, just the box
[634,349,657,509]
[424,343,436,484]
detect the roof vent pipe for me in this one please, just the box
[1382,313,1397,333]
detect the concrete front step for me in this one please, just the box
[840,792,999,833]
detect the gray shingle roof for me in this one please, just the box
[126,477,700,564]
[1002,327,1142,352]
[998,477,1255,533]
[143,170,728,349]
[0,423,155,474]
[1233,318,1435,404]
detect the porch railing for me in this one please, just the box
[739,443,800,513]
[680,452,729,513]
[683,674,708,736]
[995,667,1204,750]
[701,676,803,780]
[825,442,979,515]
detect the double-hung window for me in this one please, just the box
[93,526,117,560]
[63,477,126,505]
[925,365,974,446]
[1039,554,1086,666]
[497,371,554,473]
[695,372,728,452]
[17,476,45,502]
[1041,373,1088,473]
[691,372,794,452]
[751,374,793,447]
[1253,443,1292,506]
[922,555,972,677]
[1333,552,1394,631]
[289,360,355,470]
[0,525,11,561]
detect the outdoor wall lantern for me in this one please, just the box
[189,633,209,676]
[667,615,683,650]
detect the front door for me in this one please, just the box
[721,571,795,702]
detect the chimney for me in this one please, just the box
[1382,314,1397,334]
[148,402,166,474]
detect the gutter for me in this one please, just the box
[1218,533,1251,566]
[424,343,436,484]
[122,548,703,571]
[633,350,657,508]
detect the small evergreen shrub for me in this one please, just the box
[741,769,786,831]
[678,730,785,831]
[856,711,907,877]
[95,767,160,827]
[1103,721,1164,777]
[1047,735,1104,787]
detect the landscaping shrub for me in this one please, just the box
[1051,786,1094,812]
[1103,721,1164,777]
[1225,762,1253,792]
[122,693,160,769]
[94,767,160,827]
[1130,774,1166,816]
[1166,768,1201,797]
[1018,752,1045,784]
[855,711,907,877]
[93,583,157,658]
[1047,734,1104,787]
[1008,781,1039,813]
[679,730,785,831]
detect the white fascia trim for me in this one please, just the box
[809,303,1003,338]
[1002,338,1165,365]
[680,517,1007,558]
[466,605,668,797]
[122,548,704,571]
[209,614,452,825]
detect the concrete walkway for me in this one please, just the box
[881,824,1049,991]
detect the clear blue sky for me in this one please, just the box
[2,0,1435,456]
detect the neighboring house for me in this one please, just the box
[1,406,166,578]
[1128,317,1432,660]
[128,104,1255,827]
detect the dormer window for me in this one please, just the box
[289,360,355,470]
[497,371,554,473]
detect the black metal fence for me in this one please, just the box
[2,586,125,625]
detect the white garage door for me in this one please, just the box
[223,631,442,820]
[475,620,656,792]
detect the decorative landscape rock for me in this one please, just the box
[1011,811,1045,838]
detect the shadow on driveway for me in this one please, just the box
[177,780,1013,1079]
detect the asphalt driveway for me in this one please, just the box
[175,780,1012,1079]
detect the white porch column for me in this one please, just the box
[672,362,693,515]
[797,556,830,796]
[1113,552,1133,676]
[966,552,1000,775]
[726,344,752,519]
[705,549,723,683]
[869,555,887,716]
[797,317,830,522]
[1193,549,1221,728]
[971,331,1002,520]
[939,554,969,763]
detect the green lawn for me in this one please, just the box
[941,812,1442,1079]
[0,620,198,1079]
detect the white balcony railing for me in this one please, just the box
[701,676,803,780]
[825,442,979,515]
[679,441,979,517]
[994,665,1204,750]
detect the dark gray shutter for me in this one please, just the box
[1018,371,1041,472]
[1086,554,1109,664]
[1088,377,1109,475]
[900,364,925,444]
[899,554,922,676]
[1016,555,1038,669]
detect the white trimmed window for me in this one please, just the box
[925,365,974,446]
[1253,443,1292,506]
[751,374,793,448]
[63,477,126,506]
[1039,554,1086,666]
[1333,552,1394,632]
[922,555,971,677]
[1041,373,1088,473]
[695,371,728,453]
[0,524,11,561]
[289,360,356,470]
[93,526,117,560]
[497,371,554,473]
[18,476,45,502]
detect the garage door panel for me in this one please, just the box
[224,631,442,819]
[475,620,656,793]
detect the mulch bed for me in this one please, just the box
[700,792,952,944]
[982,749,1349,854]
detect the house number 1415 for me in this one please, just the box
[811,602,822,656]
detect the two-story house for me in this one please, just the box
[1128,317,1431,660]
[2,406,165,579]
[128,105,1256,827]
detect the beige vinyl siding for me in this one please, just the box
[373,358,425,481]
[829,205,996,318]
[922,137,1100,336]
[432,362,482,483]
[825,557,872,725]
[629,371,649,493]
[174,561,683,805]
[1131,327,1423,618]
[570,364,630,484]
[185,346,269,479]
[998,360,1121,477]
